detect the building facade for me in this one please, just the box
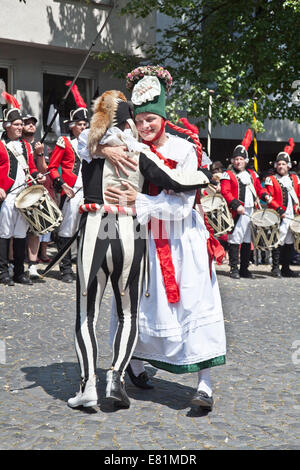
[0,0,155,149]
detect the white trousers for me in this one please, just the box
[58,188,83,238]
[228,207,253,244]
[0,195,28,238]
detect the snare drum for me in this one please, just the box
[289,215,300,253]
[15,184,63,235]
[250,209,280,251]
[201,194,234,237]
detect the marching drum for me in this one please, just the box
[201,194,234,237]
[250,209,280,251]
[290,215,300,253]
[15,184,63,235]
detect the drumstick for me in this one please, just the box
[9,171,50,194]
[65,186,83,203]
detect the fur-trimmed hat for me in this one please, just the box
[88,90,134,156]
[275,138,295,169]
[232,129,253,163]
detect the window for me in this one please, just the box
[0,68,9,120]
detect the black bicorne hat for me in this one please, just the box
[64,107,89,123]
[232,129,253,163]
[3,108,23,122]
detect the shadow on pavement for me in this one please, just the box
[19,362,209,417]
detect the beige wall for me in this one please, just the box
[0,0,155,55]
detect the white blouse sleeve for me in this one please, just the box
[135,191,194,225]
[78,129,105,163]
[135,145,198,225]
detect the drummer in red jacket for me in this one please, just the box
[265,139,300,278]
[220,129,271,279]
[0,93,45,285]
[48,106,88,282]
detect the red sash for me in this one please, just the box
[195,191,225,276]
[145,142,180,304]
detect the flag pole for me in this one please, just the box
[207,89,214,159]
[41,1,115,143]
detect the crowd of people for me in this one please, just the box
[0,64,299,412]
[207,147,300,278]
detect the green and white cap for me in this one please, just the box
[126,65,172,119]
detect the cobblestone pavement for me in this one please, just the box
[0,252,299,451]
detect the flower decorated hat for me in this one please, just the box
[126,65,172,119]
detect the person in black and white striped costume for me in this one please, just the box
[68,90,210,410]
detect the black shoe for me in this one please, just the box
[191,391,214,411]
[126,364,154,389]
[281,268,300,278]
[105,370,130,409]
[229,268,240,279]
[0,276,14,286]
[13,274,33,285]
[61,273,73,283]
[271,267,282,278]
[239,269,255,279]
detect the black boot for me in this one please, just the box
[126,363,154,389]
[0,238,14,285]
[271,247,282,277]
[105,369,130,409]
[228,244,240,279]
[57,236,74,282]
[13,238,32,284]
[240,243,255,278]
[281,244,300,277]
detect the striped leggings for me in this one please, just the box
[75,214,146,381]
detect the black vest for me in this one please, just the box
[81,158,105,204]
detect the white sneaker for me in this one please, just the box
[68,376,98,408]
[29,264,40,280]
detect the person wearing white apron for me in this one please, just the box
[103,67,226,411]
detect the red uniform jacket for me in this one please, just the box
[265,173,300,216]
[48,136,81,193]
[220,169,268,219]
[0,139,38,193]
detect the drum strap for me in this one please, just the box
[235,172,261,209]
[276,175,299,209]
[66,138,82,182]
[287,185,299,208]
[6,141,30,177]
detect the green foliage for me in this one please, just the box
[92,52,141,79]
[104,0,300,133]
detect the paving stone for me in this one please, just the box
[0,258,299,450]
